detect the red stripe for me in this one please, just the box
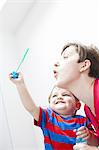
[45,122,76,137]
[34,107,42,126]
[65,118,87,124]
[45,136,73,150]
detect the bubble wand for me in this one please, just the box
[11,48,30,78]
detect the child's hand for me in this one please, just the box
[76,126,91,141]
[9,72,24,85]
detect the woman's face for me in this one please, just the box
[53,46,81,89]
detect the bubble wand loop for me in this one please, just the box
[11,48,30,78]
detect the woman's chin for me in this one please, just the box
[55,81,66,89]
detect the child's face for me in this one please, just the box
[49,87,80,116]
[53,46,81,89]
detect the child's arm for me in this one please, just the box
[9,72,40,121]
[76,126,99,146]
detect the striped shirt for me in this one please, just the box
[34,107,92,150]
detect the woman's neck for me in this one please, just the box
[68,75,95,114]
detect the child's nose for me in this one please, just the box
[57,95,63,100]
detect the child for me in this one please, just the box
[9,73,98,150]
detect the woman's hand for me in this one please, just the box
[73,144,98,150]
[76,126,91,140]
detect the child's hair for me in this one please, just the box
[61,42,99,78]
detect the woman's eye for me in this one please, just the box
[63,56,68,59]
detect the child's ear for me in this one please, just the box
[80,59,91,73]
[76,101,81,110]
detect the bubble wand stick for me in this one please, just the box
[11,48,30,78]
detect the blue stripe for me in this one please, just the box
[40,109,46,128]
[45,143,53,150]
[43,129,76,144]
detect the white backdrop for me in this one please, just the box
[0,0,99,150]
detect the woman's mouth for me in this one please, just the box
[53,70,58,79]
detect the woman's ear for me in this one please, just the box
[80,59,91,73]
[76,101,81,110]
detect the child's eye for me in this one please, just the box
[62,94,70,97]
[52,95,57,98]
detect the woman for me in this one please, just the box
[53,42,99,149]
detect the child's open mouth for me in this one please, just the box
[55,101,65,104]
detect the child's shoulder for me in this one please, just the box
[41,107,54,117]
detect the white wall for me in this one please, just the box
[0,0,99,150]
[0,32,18,150]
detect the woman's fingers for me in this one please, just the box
[76,126,90,140]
